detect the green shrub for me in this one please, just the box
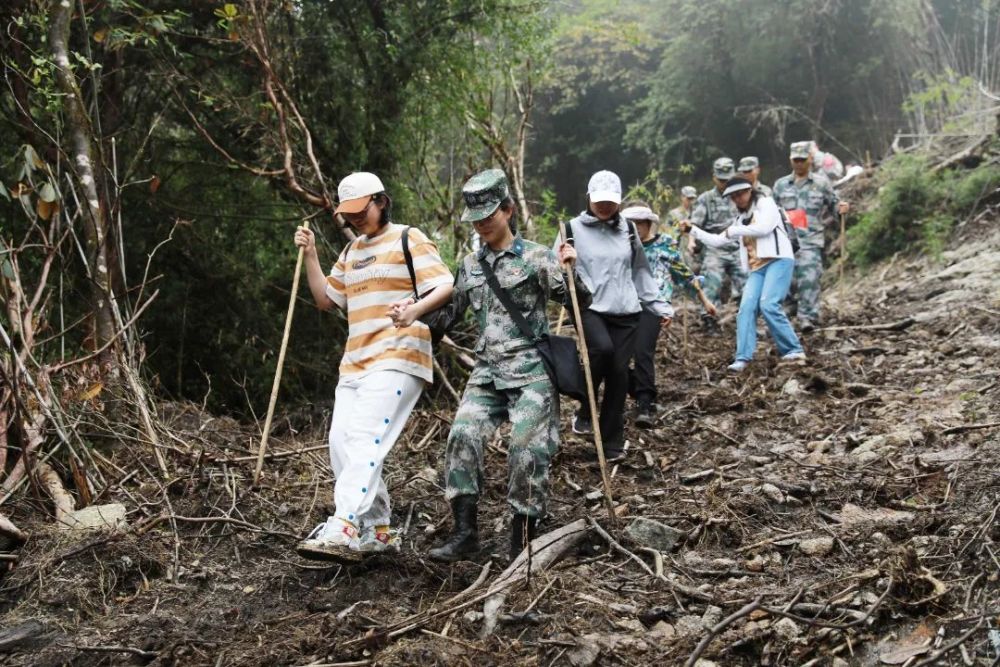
[848,155,999,266]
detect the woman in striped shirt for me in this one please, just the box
[294,172,453,561]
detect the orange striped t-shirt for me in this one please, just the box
[325,223,453,383]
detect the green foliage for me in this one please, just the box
[848,155,1000,266]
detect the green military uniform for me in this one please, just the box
[444,172,588,519]
[738,156,772,197]
[691,159,743,310]
[773,144,840,326]
[665,186,697,242]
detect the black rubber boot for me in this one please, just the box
[635,397,655,429]
[428,495,480,563]
[509,514,538,562]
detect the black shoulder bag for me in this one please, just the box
[477,257,587,401]
[401,227,450,345]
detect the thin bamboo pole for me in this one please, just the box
[560,225,617,527]
[838,212,847,306]
[253,220,309,485]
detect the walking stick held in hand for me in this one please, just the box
[561,224,617,527]
[253,220,310,485]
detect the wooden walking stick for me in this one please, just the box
[838,211,847,305]
[253,220,310,485]
[560,224,617,527]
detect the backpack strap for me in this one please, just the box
[400,226,420,300]
[624,218,639,265]
[477,258,538,343]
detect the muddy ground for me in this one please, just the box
[1,209,998,666]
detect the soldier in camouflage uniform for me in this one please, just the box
[772,141,850,332]
[738,156,771,197]
[691,158,742,331]
[665,185,698,242]
[429,169,588,564]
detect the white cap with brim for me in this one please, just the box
[621,205,659,224]
[335,172,385,214]
[587,170,622,204]
[722,179,753,197]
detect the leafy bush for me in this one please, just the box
[848,155,1000,266]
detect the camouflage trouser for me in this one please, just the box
[444,379,559,518]
[792,243,824,323]
[702,246,747,311]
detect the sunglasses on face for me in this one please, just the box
[342,199,374,222]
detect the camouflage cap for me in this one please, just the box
[680,185,697,198]
[738,156,759,172]
[712,157,735,179]
[790,141,811,159]
[461,169,510,223]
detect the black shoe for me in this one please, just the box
[587,444,626,464]
[509,514,538,562]
[635,400,655,430]
[799,319,816,334]
[701,316,720,335]
[572,411,593,435]
[428,495,481,563]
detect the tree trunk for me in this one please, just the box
[48,0,116,360]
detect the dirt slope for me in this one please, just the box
[1,211,998,667]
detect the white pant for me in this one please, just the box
[329,370,423,527]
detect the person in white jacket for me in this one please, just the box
[680,177,806,373]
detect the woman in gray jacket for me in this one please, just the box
[557,170,673,461]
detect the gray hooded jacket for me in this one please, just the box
[554,212,673,318]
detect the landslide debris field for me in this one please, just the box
[2,213,999,667]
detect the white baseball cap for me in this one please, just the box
[621,205,659,224]
[335,172,385,214]
[587,170,622,204]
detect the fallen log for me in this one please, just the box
[481,518,588,636]
[816,317,916,333]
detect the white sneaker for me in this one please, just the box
[780,352,808,365]
[358,525,399,554]
[296,517,363,562]
[727,360,748,373]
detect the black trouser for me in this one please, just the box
[628,310,660,406]
[579,310,640,449]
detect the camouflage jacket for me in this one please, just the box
[754,182,773,197]
[691,187,736,234]
[663,206,688,241]
[772,172,839,248]
[450,235,590,390]
[641,234,698,304]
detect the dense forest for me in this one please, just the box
[1,0,996,413]
[1,1,1000,665]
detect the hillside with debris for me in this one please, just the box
[1,174,998,666]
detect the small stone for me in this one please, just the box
[624,517,685,552]
[781,378,806,397]
[745,554,767,572]
[798,537,835,557]
[694,660,720,667]
[648,620,675,641]
[773,617,800,640]
[567,635,601,667]
[675,615,704,637]
[832,658,849,667]
[463,610,484,623]
[758,483,785,504]
[701,605,723,628]
[58,503,127,531]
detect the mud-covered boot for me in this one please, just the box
[509,514,538,562]
[428,495,480,562]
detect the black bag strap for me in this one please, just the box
[477,257,539,344]
[400,226,419,300]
